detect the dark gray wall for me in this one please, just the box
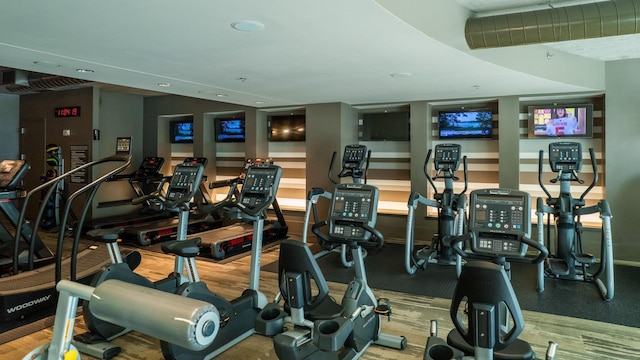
[0,93,19,160]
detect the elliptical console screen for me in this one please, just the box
[342,144,367,169]
[134,157,165,178]
[239,164,282,210]
[329,184,378,241]
[166,163,204,202]
[434,143,461,171]
[468,189,531,257]
[549,142,582,172]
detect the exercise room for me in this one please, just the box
[1,1,639,360]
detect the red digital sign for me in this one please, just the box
[54,106,81,117]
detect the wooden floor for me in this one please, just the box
[3,239,640,360]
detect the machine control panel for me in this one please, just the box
[468,189,531,257]
[165,162,204,203]
[329,184,378,241]
[434,143,461,171]
[238,164,282,211]
[133,157,165,178]
[342,144,367,169]
[549,142,582,172]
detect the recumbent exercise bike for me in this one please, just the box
[256,183,407,359]
[424,188,557,360]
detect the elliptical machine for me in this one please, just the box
[536,141,614,301]
[302,144,372,267]
[405,143,468,275]
[256,183,407,359]
[424,188,555,360]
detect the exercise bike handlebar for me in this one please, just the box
[311,221,384,250]
[449,233,548,265]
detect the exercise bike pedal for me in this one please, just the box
[374,298,392,321]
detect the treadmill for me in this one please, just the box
[193,160,288,260]
[82,156,171,232]
[0,160,55,272]
[0,146,137,336]
[119,157,222,245]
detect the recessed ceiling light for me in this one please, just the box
[76,68,94,73]
[255,101,265,104]
[215,94,227,98]
[157,82,171,87]
[33,60,61,68]
[231,20,265,32]
[390,72,412,78]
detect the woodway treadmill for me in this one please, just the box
[0,152,139,334]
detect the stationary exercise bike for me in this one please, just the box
[256,183,407,359]
[75,161,209,357]
[536,142,614,301]
[424,188,556,360]
[160,162,283,359]
[405,143,468,275]
[302,144,372,267]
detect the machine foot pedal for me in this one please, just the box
[73,332,121,360]
[375,298,392,321]
[573,253,596,265]
[547,258,570,276]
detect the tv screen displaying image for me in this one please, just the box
[269,115,306,142]
[170,120,194,143]
[438,109,492,139]
[215,118,245,142]
[528,104,593,138]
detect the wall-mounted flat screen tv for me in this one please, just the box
[170,119,194,143]
[359,111,410,141]
[215,118,245,142]
[268,115,306,142]
[438,109,493,139]
[528,104,593,138]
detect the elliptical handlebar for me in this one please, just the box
[580,147,598,202]
[449,233,548,265]
[311,220,384,250]
[328,151,339,185]
[423,149,438,195]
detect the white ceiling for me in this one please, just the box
[0,0,636,108]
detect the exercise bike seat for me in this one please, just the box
[161,238,202,258]
[279,239,344,320]
[85,227,125,244]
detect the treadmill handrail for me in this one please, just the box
[13,154,132,280]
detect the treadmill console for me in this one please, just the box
[165,162,205,203]
[468,189,531,257]
[0,160,29,190]
[548,142,582,172]
[328,184,378,242]
[238,164,282,211]
[342,144,367,170]
[434,143,461,171]
[133,157,165,178]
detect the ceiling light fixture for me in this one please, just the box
[390,72,413,78]
[231,20,265,32]
[33,60,61,68]
[157,82,171,87]
[255,101,265,104]
[76,68,94,73]
[215,94,228,98]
